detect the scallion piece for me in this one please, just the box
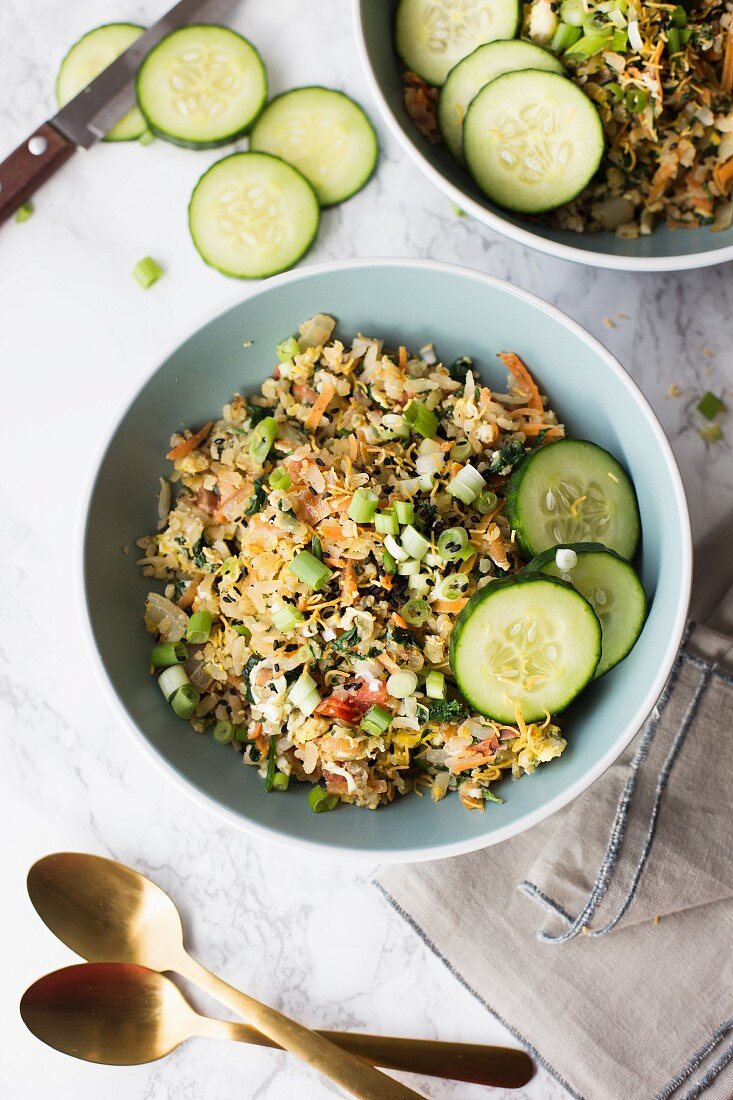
[158,664,190,701]
[387,669,419,699]
[625,87,648,113]
[474,489,499,515]
[276,336,300,362]
[150,640,187,668]
[375,413,410,441]
[213,719,234,744]
[671,4,687,26]
[403,400,438,439]
[186,610,213,644]
[170,683,200,719]
[360,704,392,736]
[551,22,582,52]
[384,534,408,562]
[272,604,305,632]
[250,416,278,463]
[449,440,472,464]
[15,202,34,223]
[398,559,421,576]
[394,500,414,525]
[348,487,379,523]
[605,82,624,104]
[697,391,726,420]
[289,670,318,706]
[425,671,446,700]
[133,256,163,289]
[272,771,290,791]
[667,26,681,53]
[269,467,292,491]
[308,785,339,813]
[401,524,430,561]
[383,549,397,575]
[559,0,584,25]
[402,598,430,626]
[446,464,486,504]
[433,573,469,602]
[311,535,323,561]
[235,624,252,639]
[264,734,278,791]
[409,573,430,596]
[289,549,332,590]
[437,527,468,561]
[375,510,399,535]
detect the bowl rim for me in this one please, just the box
[352,1,733,274]
[77,257,692,863]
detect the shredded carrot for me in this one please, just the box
[454,754,494,774]
[723,24,733,93]
[167,421,212,461]
[343,559,358,602]
[647,162,676,204]
[319,521,347,540]
[324,556,345,567]
[498,353,542,412]
[391,613,409,629]
[459,554,477,574]
[398,345,407,368]
[380,574,393,590]
[377,651,401,675]
[177,579,199,609]
[304,383,335,431]
[433,598,468,613]
[713,157,733,196]
[521,423,563,439]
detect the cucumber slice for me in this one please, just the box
[395,0,521,87]
[56,24,147,142]
[250,87,378,207]
[450,574,601,723]
[463,70,604,213]
[439,41,564,161]
[136,25,267,148]
[506,440,640,561]
[525,544,647,677]
[188,152,320,279]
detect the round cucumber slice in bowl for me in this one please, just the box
[394,0,521,86]
[450,574,602,723]
[524,543,648,677]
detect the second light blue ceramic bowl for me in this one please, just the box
[355,0,733,272]
[80,260,691,861]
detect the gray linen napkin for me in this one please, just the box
[378,518,733,1100]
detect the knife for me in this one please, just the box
[0,0,239,227]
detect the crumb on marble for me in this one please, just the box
[699,424,723,443]
[603,316,615,329]
[122,546,129,554]
[665,384,683,398]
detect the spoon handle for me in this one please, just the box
[225,1024,534,1088]
[177,953,423,1100]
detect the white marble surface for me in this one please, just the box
[1,2,732,1098]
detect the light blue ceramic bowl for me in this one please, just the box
[354,1,733,272]
[80,260,691,861]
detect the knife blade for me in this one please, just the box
[52,0,240,147]
[0,0,239,226]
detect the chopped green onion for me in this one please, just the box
[235,727,249,741]
[264,735,278,791]
[133,256,163,289]
[401,524,430,561]
[289,550,332,590]
[308,785,339,813]
[671,5,687,27]
[360,704,392,736]
[398,559,421,576]
[268,467,291,491]
[394,500,415,525]
[170,683,199,719]
[311,535,323,561]
[272,771,290,791]
[15,202,34,223]
[483,789,505,805]
[605,81,624,104]
[403,400,438,439]
[551,23,582,51]
[235,624,252,638]
[564,32,610,58]
[458,544,475,562]
[433,573,469,602]
[289,670,322,716]
[383,549,397,575]
[425,671,446,700]
[409,573,430,596]
[150,641,187,668]
[138,129,155,145]
[387,669,419,699]
[625,87,648,113]
[447,464,486,504]
[375,413,410,441]
[474,489,499,515]
[384,534,408,562]
[697,391,726,420]
[158,664,190,701]
[213,719,234,744]
[186,610,213,644]
[348,487,380,523]
[375,510,399,535]
[666,27,681,53]
[449,440,472,464]
[402,598,430,627]
[437,527,469,561]
[611,28,627,51]
[271,604,305,632]
[276,336,300,362]
[559,0,584,25]
[250,416,278,463]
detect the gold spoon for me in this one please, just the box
[27,852,534,1089]
[26,853,420,1100]
[21,962,534,1088]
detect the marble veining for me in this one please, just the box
[1,1,731,1098]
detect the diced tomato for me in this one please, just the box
[292,382,318,405]
[316,680,388,724]
[476,735,500,754]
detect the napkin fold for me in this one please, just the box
[378,517,733,1100]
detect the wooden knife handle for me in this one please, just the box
[0,122,75,226]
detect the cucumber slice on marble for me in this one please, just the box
[57,23,147,142]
